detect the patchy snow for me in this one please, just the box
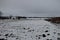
[0,20,57,40]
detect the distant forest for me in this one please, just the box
[0,11,60,23]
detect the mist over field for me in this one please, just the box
[0,0,60,17]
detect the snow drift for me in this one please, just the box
[0,20,57,40]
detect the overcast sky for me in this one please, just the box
[0,0,60,17]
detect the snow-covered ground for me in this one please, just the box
[0,19,59,40]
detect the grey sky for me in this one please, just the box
[0,0,60,17]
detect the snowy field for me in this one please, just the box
[0,19,59,40]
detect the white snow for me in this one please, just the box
[0,20,58,40]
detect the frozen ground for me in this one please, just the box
[0,19,59,40]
